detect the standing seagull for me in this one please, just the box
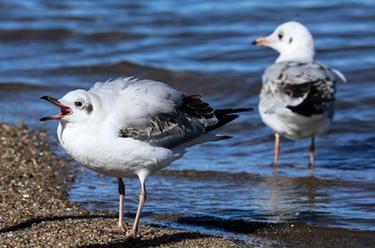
[40,77,250,238]
[252,21,345,167]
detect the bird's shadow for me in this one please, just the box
[0,213,118,233]
[78,232,208,248]
[0,213,208,247]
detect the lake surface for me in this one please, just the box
[0,0,374,245]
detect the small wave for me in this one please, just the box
[150,213,277,234]
[47,61,224,93]
[157,169,375,190]
[157,169,261,181]
[50,60,189,76]
[48,60,260,96]
[0,82,49,91]
[84,32,146,42]
[0,28,74,41]
[148,213,375,246]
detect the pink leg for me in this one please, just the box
[117,177,126,231]
[309,136,315,169]
[273,133,280,167]
[103,178,126,234]
[126,179,147,239]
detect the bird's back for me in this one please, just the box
[88,77,249,149]
[259,61,337,139]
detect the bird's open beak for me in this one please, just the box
[251,37,271,46]
[40,96,72,121]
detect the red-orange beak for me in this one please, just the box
[40,96,72,121]
[251,37,271,46]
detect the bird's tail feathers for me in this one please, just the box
[205,107,253,132]
[332,69,347,83]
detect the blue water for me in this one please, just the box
[0,0,374,242]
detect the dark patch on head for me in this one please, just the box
[86,103,93,113]
[289,37,293,44]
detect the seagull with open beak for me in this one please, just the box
[40,77,251,238]
[40,96,73,121]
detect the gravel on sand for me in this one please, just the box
[0,123,243,248]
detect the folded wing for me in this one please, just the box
[262,61,337,117]
[96,78,248,148]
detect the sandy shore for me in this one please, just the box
[0,123,243,248]
[1,123,374,248]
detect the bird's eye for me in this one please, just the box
[278,33,284,40]
[75,101,83,108]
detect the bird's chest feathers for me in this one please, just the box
[58,124,108,166]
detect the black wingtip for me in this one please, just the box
[234,107,254,113]
[251,40,257,45]
[215,107,254,115]
[221,135,233,139]
[244,107,255,112]
[205,114,239,132]
[40,96,49,100]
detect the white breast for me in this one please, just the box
[258,103,331,140]
[57,123,178,178]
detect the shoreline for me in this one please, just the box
[1,122,374,248]
[0,123,244,247]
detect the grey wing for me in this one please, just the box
[262,61,336,117]
[119,94,217,149]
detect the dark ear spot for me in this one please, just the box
[289,37,293,44]
[87,104,93,113]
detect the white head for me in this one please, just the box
[253,21,315,62]
[40,89,95,125]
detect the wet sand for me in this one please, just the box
[0,123,243,247]
[0,124,375,247]
[1,123,374,248]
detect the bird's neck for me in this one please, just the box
[276,48,314,63]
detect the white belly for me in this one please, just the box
[259,104,331,140]
[57,123,180,178]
